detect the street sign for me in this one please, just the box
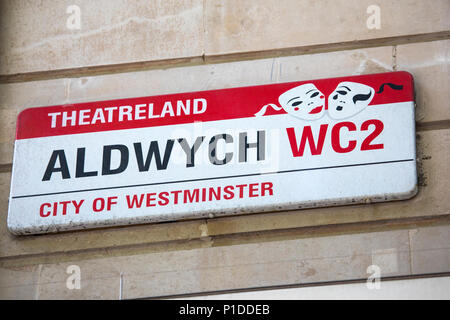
[8,71,417,235]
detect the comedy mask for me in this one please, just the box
[278,83,326,120]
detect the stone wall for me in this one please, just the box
[0,0,449,299]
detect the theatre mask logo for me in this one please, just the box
[255,81,403,120]
[8,72,417,235]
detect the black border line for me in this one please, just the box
[11,158,414,199]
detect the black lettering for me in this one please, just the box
[102,144,129,175]
[42,150,71,181]
[75,148,98,178]
[209,134,233,165]
[239,131,265,162]
[134,140,174,171]
[177,136,205,168]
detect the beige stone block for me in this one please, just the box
[0,78,67,164]
[276,46,394,83]
[65,60,274,104]
[36,276,120,300]
[0,228,413,299]
[120,229,410,298]
[205,0,450,57]
[371,248,400,275]
[0,110,17,164]
[6,227,407,299]
[61,46,394,103]
[0,0,204,75]
[396,40,450,123]
[123,259,300,298]
[65,47,393,104]
[411,248,450,275]
[36,262,120,299]
[0,265,39,299]
[5,224,442,299]
[0,79,68,109]
[409,225,450,274]
[0,172,11,240]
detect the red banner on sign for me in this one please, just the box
[16,71,413,140]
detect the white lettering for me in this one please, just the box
[119,106,133,121]
[79,110,91,125]
[161,101,175,117]
[148,103,160,119]
[47,99,208,128]
[177,100,190,116]
[135,104,147,120]
[104,107,117,122]
[62,111,77,127]
[48,112,61,128]
[91,108,106,124]
[194,98,207,114]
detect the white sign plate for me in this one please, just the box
[8,72,417,234]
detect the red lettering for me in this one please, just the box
[209,187,221,201]
[40,203,51,217]
[235,184,247,198]
[105,197,117,210]
[331,121,357,153]
[249,183,259,197]
[59,201,70,215]
[223,185,234,200]
[93,198,105,212]
[40,200,84,217]
[286,124,328,157]
[146,193,157,207]
[126,194,144,208]
[261,182,274,196]
[184,189,199,203]
[201,188,207,202]
[72,200,84,214]
[158,192,170,206]
[171,190,182,204]
[361,119,384,150]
